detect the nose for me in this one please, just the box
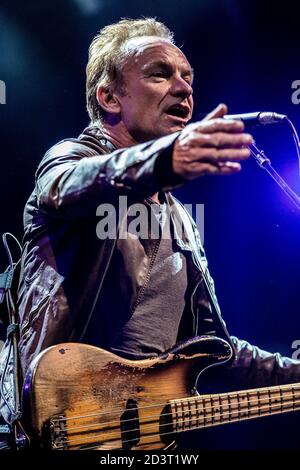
[169,74,193,98]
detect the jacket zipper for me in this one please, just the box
[20,295,50,337]
[190,279,201,336]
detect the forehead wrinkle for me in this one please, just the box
[120,39,194,89]
[129,50,193,80]
[142,60,194,79]
[123,36,174,55]
[123,38,190,66]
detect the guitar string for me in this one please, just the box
[62,389,298,434]
[50,386,300,430]
[77,404,299,451]
[57,396,300,442]
[52,384,300,423]
[52,397,300,450]
[51,395,300,448]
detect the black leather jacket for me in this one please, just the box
[1,125,300,424]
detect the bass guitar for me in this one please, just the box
[22,336,300,450]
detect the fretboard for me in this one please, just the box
[170,383,300,432]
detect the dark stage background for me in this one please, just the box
[1,0,300,450]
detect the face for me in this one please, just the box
[114,37,194,142]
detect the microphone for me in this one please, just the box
[224,111,287,126]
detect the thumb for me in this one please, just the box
[202,103,228,121]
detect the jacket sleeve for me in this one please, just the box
[225,336,300,388]
[35,133,182,219]
[188,215,300,389]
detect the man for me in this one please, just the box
[1,17,300,431]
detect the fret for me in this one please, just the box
[210,396,215,424]
[202,397,207,427]
[230,392,240,420]
[236,392,241,420]
[174,400,179,432]
[268,389,272,414]
[211,395,221,424]
[258,390,270,415]
[176,400,183,432]
[175,400,192,431]
[279,387,283,412]
[224,394,231,423]
[227,394,232,422]
[219,394,230,424]
[233,392,244,420]
[194,397,201,429]
[198,397,205,427]
[246,392,251,418]
[291,385,296,410]
[281,387,297,412]
[180,398,205,431]
[247,390,262,418]
[202,396,218,427]
[181,400,186,431]
[219,394,223,423]
[187,399,192,429]
[270,388,281,412]
[170,383,300,435]
[257,390,261,416]
[237,392,248,419]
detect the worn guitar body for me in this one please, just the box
[22,336,232,450]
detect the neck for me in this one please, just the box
[170,383,300,433]
[101,120,138,149]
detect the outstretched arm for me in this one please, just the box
[228,336,300,388]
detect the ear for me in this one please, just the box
[96,84,121,115]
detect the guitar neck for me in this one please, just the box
[170,383,300,433]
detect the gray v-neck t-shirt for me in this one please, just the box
[111,200,188,358]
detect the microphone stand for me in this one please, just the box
[249,142,300,212]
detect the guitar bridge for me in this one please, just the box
[46,414,68,450]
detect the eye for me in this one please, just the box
[152,71,168,78]
[182,76,192,85]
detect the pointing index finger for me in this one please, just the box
[194,117,246,134]
[202,103,228,121]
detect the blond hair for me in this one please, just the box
[86,18,175,123]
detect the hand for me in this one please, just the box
[172,103,254,180]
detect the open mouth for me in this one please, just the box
[164,104,189,121]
